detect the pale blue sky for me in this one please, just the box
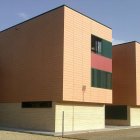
[0,0,140,44]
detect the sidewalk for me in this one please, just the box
[1,125,140,136]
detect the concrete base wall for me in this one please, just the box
[130,107,140,126]
[55,103,105,132]
[0,103,55,132]
[105,119,130,126]
[0,102,105,133]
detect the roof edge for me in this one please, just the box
[0,4,111,34]
[63,5,112,30]
[113,41,140,47]
[0,5,65,33]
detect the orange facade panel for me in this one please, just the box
[135,42,140,105]
[0,7,64,102]
[113,42,137,105]
[63,6,112,104]
[0,5,112,104]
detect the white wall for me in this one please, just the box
[55,103,105,132]
[130,106,140,126]
[0,103,55,131]
[0,102,105,133]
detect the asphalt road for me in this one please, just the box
[66,128,140,140]
[1,128,140,140]
[0,130,75,140]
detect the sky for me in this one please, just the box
[0,0,140,45]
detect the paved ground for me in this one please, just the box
[66,128,140,140]
[0,130,75,140]
[1,127,140,140]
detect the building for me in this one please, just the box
[106,41,140,126]
[0,5,112,134]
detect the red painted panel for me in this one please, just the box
[91,52,112,72]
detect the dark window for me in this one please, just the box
[91,36,102,54]
[91,35,112,58]
[105,105,127,120]
[22,101,52,108]
[106,73,112,89]
[91,69,112,89]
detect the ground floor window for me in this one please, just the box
[105,105,127,120]
[22,101,52,108]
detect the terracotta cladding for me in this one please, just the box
[113,42,137,105]
[0,7,64,102]
[63,6,112,103]
[0,6,112,104]
[135,42,140,105]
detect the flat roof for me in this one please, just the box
[0,5,112,34]
[113,41,140,47]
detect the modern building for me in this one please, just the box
[106,41,140,126]
[0,5,112,134]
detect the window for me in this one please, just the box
[105,105,127,120]
[106,73,112,89]
[22,101,52,108]
[91,35,112,58]
[91,36,102,54]
[91,69,112,89]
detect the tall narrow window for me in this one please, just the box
[106,73,112,89]
[91,36,102,54]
